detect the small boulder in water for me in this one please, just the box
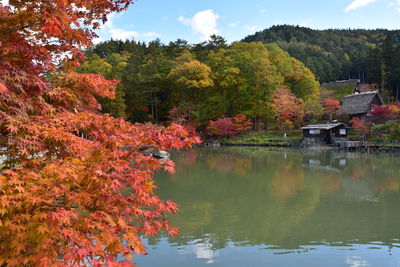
[152,149,170,159]
[140,146,170,159]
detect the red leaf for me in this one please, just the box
[0,83,9,93]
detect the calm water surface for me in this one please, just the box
[135,147,400,267]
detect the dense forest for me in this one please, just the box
[242,25,400,98]
[81,37,320,129]
[81,25,400,130]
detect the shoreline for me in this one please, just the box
[210,142,400,154]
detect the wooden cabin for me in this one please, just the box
[301,123,347,145]
[337,91,384,119]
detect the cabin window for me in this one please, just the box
[309,129,320,135]
[339,129,346,135]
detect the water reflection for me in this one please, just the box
[137,147,400,266]
[177,237,219,264]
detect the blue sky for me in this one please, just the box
[95,0,400,44]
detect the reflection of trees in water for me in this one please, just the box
[175,149,198,166]
[322,175,342,192]
[233,158,252,176]
[342,154,400,193]
[179,202,214,231]
[206,153,252,176]
[272,161,305,198]
[351,164,369,180]
[206,153,236,174]
[366,155,400,193]
[302,150,400,194]
[373,175,400,192]
[154,148,322,249]
[150,148,400,251]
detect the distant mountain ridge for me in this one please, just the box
[242,25,400,83]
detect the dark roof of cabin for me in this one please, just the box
[300,123,346,130]
[338,91,384,115]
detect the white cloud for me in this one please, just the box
[345,0,377,12]
[229,22,239,28]
[300,19,312,27]
[244,25,257,32]
[389,0,400,12]
[109,29,138,40]
[95,11,160,42]
[99,12,116,31]
[97,13,139,41]
[260,9,266,14]
[142,32,161,38]
[345,256,369,267]
[92,36,104,45]
[178,9,220,41]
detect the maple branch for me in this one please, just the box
[0,22,40,37]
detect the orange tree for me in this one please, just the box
[271,88,305,131]
[322,98,341,122]
[351,117,371,141]
[0,1,200,266]
[206,117,236,138]
[232,114,253,133]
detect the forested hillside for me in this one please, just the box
[242,25,400,92]
[81,37,320,129]
[81,26,400,130]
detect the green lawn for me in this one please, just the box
[225,130,303,145]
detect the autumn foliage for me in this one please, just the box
[205,114,252,138]
[206,117,236,137]
[351,117,371,139]
[370,104,400,123]
[370,105,392,123]
[322,98,341,122]
[0,1,200,266]
[389,103,400,119]
[232,114,253,132]
[271,88,305,130]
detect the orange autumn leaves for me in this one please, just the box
[206,114,252,137]
[0,83,8,93]
[322,98,341,122]
[0,103,200,266]
[0,0,200,266]
[271,91,341,130]
[271,88,305,130]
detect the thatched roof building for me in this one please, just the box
[338,91,384,119]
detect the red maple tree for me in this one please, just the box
[271,88,305,130]
[207,117,236,138]
[351,117,371,140]
[370,105,393,123]
[322,98,341,122]
[0,1,200,266]
[232,114,253,133]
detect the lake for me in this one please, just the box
[135,147,400,267]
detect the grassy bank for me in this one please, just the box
[223,130,303,146]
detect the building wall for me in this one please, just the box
[303,129,330,143]
[371,95,383,106]
[303,126,347,144]
[331,126,347,138]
